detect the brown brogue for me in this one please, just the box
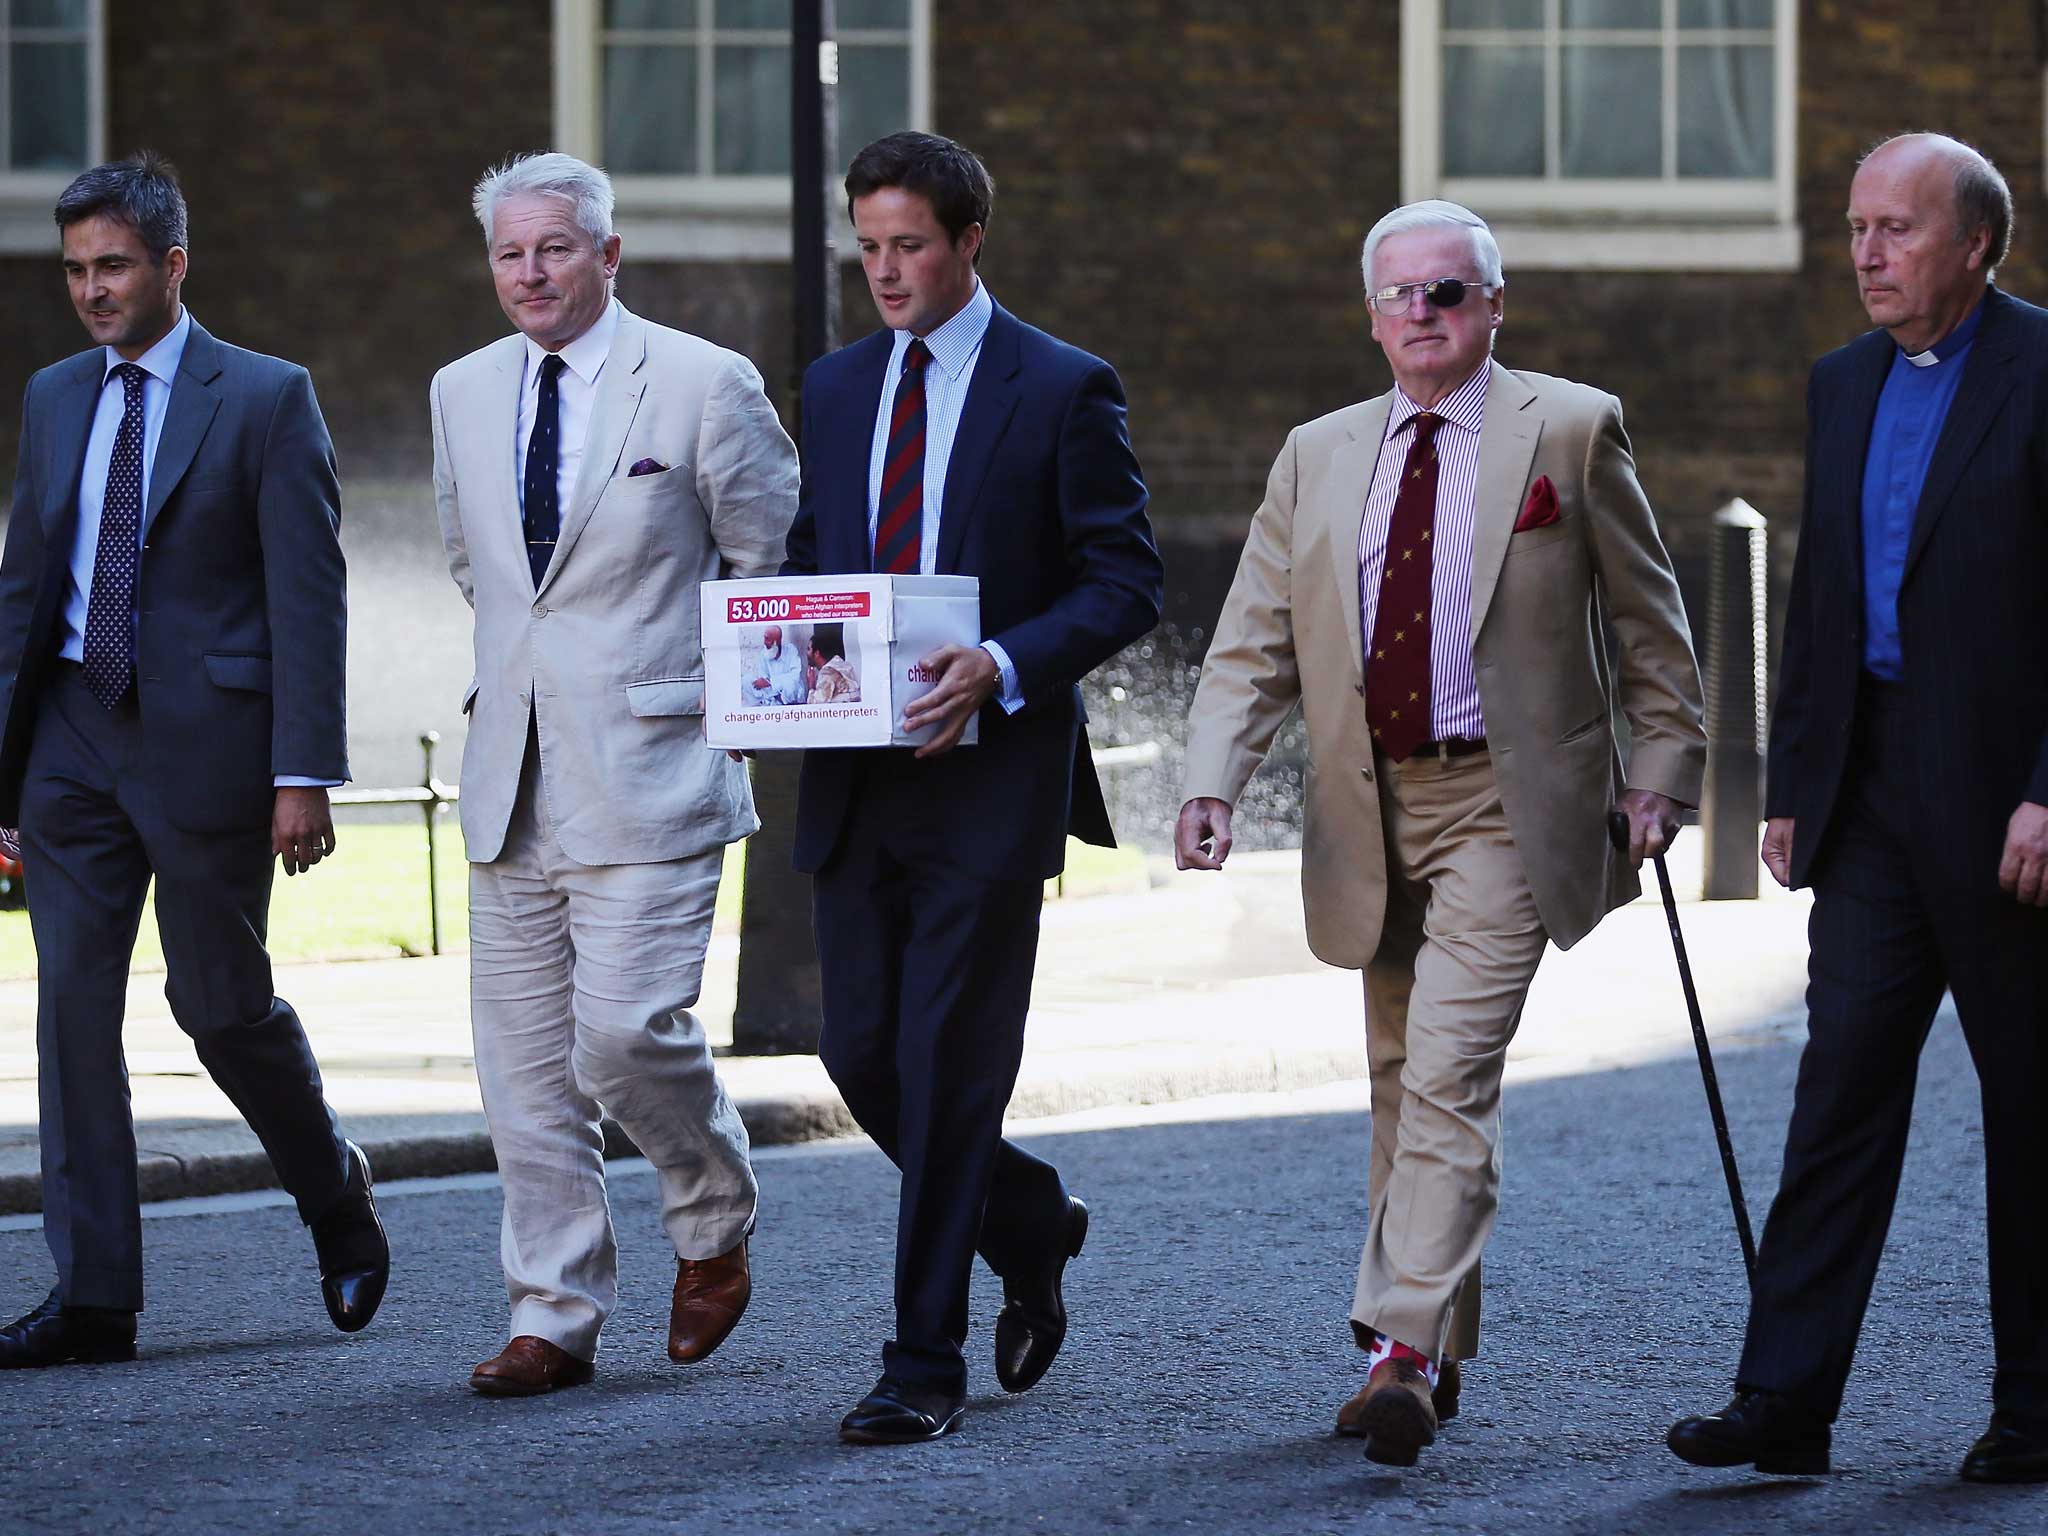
[668,1239,751,1363]
[1347,1357,1439,1467]
[469,1335,596,1397]
[1338,1358,1460,1436]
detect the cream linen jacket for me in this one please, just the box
[430,304,797,866]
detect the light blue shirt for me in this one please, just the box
[66,308,336,788]
[865,279,1023,713]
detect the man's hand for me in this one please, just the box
[1175,797,1234,872]
[1998,801,2048,906]
[1760,817,1795,889]
[751,675,769,690]
[273,786,336,877]
[903,644,999,759]
[1613,787,1683,870]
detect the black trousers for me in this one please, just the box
[1738,683,2048,1424]
[20,664,350,1311]
[812,766,1069,1396]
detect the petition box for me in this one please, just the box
[702,574,982,750]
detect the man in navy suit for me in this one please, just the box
[783,131,1162,1443]
[0,154,386,1367]
[1669,133,2048,1484]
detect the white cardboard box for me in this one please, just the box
[701,573,982,750]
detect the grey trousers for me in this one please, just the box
[21,664,351,1311]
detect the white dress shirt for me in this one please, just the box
[864,279,1023,712]
[516,297,620,519]
[67,308,334,787]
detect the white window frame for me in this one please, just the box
[554,0,932,261]
[1401,0,1799,271]
[0,0,106,255]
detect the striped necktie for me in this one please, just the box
[874,339,930,574]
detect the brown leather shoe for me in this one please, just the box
[1338,1358,1460,1435]
[469,1336,596,1397]
[668,1239,751,1363]
[1344,1357,1439,1466]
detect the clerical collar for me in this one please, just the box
[1901,293,1986,369]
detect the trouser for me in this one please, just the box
[1352,747,1549,1362]
[467,734,758,1361]
[1737,683,2048,1424]
[21,663,351,1312]
[812,775,1068,1397]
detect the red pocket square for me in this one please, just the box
[1515,475,1560,532]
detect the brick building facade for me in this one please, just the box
[3,1,2045,597]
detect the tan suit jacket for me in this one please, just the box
[1183,360,1706,966]
[430,303,798,866]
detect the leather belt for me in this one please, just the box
[1411,737,1488,762]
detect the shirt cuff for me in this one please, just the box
[980,640,1025,715]
[275,776,344,788]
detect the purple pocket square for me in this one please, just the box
[628,457,669,477]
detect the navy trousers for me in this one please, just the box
[1738,682,2048,1424]
[20,663,350,1311]
[812,760,1070,1395]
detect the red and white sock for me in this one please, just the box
[1367,1332,1441,1388]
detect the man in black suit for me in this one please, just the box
[1669,133,2048,1484]
[0,154,387,1367]
[783,132,1163,1443]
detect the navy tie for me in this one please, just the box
[523,353,567,588]
[83,363,148,710]
[874,339,929,574]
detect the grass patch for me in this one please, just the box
[0,819,1145,982]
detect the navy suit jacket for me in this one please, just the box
[783,300,1163,880]
[0,320,348,832]
[1768,284,2048,887]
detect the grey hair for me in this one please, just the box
[1361,199,1504,294]
[1860,132,2013,276]
[471,152,615,249]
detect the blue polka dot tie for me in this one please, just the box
[83,363,148,710]
[523,353,566,588]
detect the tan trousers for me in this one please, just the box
[1351,748,1549,1363]
[468,741,758,1360]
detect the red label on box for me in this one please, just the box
[725,591,873,624]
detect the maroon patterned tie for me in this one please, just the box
[874,339,930,574]
[1365,411,1442,762]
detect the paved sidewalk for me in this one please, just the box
[0,838,1816,1214]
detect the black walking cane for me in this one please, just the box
[1608,811,1758,1287]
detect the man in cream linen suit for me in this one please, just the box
[1178,201,1706,1466]
[430,153,797,1396]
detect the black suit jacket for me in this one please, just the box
[782,301,1163,880]
[1768,284,2048,887]
[0,319,348,832]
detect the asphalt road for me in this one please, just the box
[0,1018,2033,1535]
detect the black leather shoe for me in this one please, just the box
[1668,1389,1831,1475]
[994,1196,1088,1393]
[0,1289,137,1368]
[310,1141,389,1333]
[839,1377,966,1445]
[1961,1414,2048,1484]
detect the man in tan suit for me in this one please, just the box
[430,153,797,1395]
[1178,200,1705,1466]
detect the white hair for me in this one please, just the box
[1361,199,1504,294]
[471,152,615,249]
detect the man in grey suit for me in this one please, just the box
[431,152,797,1396]
[0,153,387,1367]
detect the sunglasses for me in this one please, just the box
[1368,277,1499,317]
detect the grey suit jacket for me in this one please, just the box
[0,319,348,831]
[430,303,797,866]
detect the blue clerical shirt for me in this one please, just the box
[1860,295,1984,679]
